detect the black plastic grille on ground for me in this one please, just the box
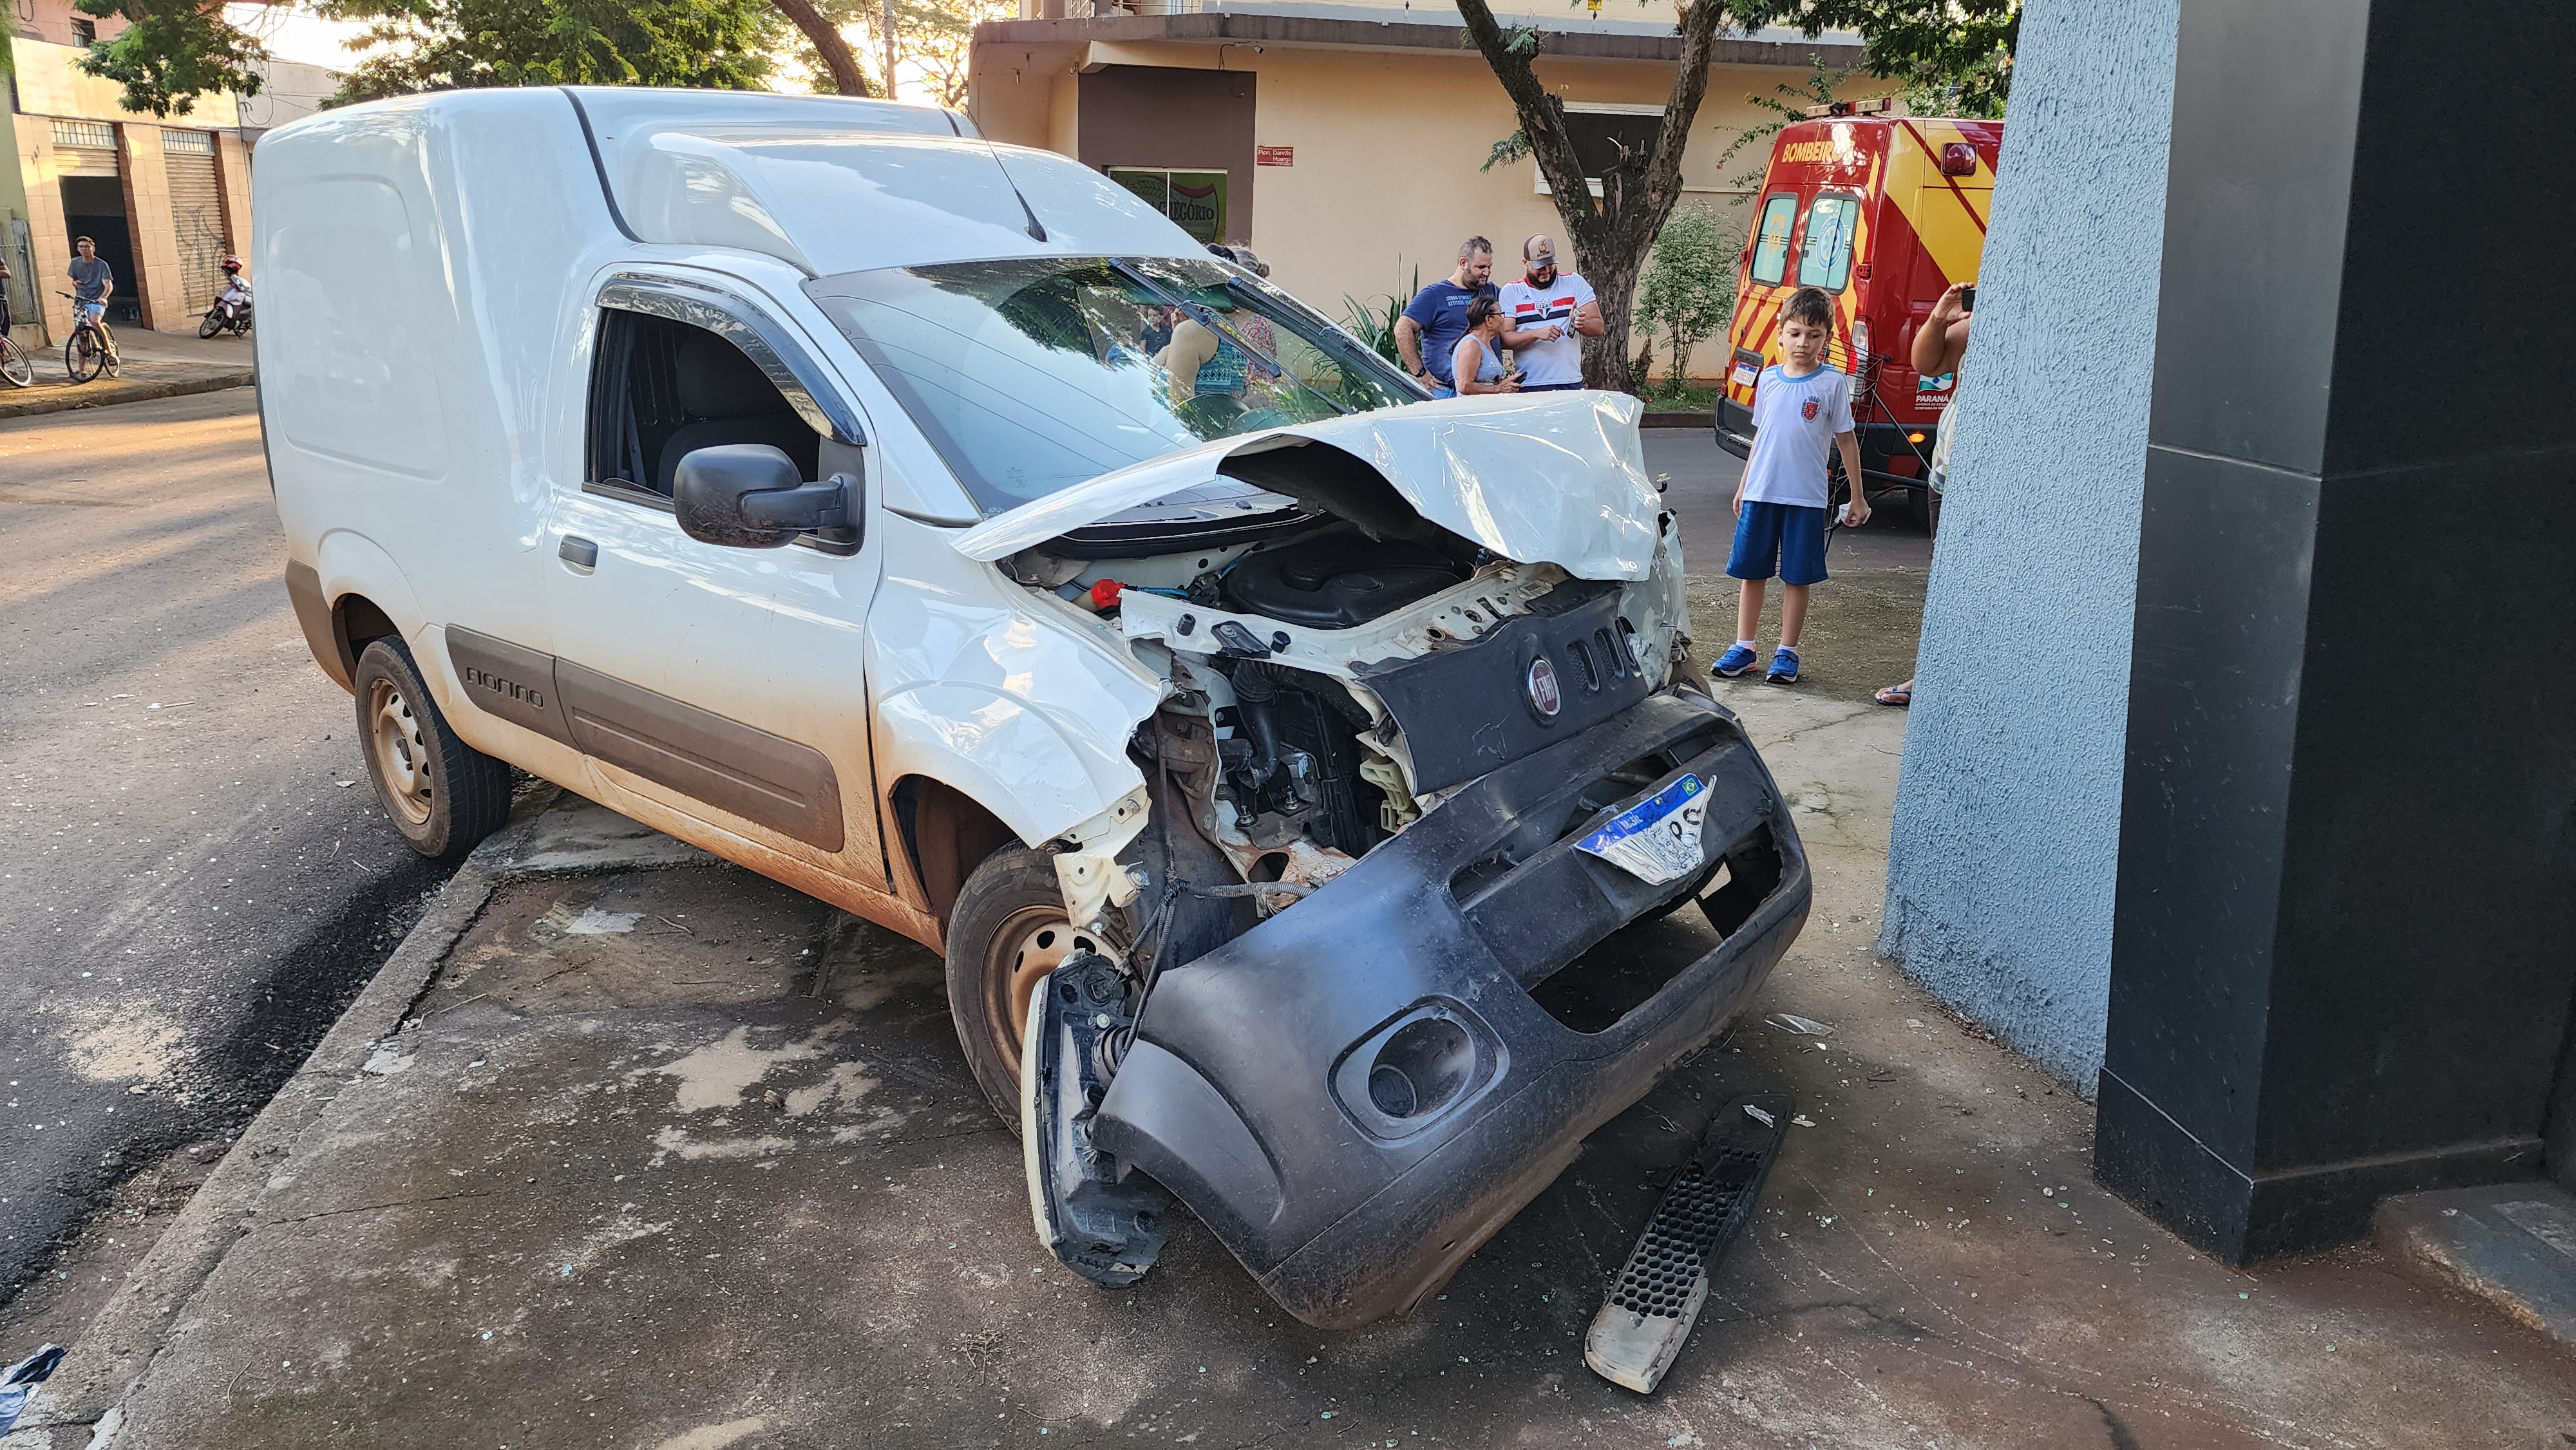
[1609,1142,1765,1316]
[1585,1091,1792,1393]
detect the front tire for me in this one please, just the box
[198,312,223,339]
[65,328,101,383]
[350,637,511,862]
[944,847,1110,1125]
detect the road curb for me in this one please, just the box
[0,371,254,420]
[17,793,702,1438]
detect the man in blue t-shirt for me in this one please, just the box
[1394,237,1496,397]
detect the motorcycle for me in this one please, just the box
[198,274,252,339]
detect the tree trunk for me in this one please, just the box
[772,0,873,97]
[1455,0,1734,393]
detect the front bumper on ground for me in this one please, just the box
[1094,690,1811,1329]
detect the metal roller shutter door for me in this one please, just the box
[51,120,119,178]
[162,131,226,312]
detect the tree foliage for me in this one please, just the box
[319,0,781,103]
[797,0,1009,108]
[1635,206,1734,392]
[73,1,268,117]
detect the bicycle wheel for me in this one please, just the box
[0,337,31,388]
[66,327,102,384]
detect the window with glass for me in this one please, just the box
[805,256,1423,516]
[1795,194,1861,292]
[1748,194,1799,287]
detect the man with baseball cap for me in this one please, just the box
[1497,234,1603,391]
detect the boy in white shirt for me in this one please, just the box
[1497,235,1602,391]
[1714,287,1867,684]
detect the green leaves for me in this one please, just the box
[73,1,269,117]
[1481,129,1533,174]
[317,0,784,103]
[1636,205,1734,391]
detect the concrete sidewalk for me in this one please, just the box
[12,688,2576,1449]
[0,332,252,420]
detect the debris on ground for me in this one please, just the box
[0,1344,66,1435]
[1762,1013,1835,1037]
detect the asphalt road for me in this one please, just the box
[0,390,455,1305]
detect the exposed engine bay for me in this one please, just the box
[1007,467,1696,914]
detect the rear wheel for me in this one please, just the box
[0,338,30,388]
[65,327,102,383]
[350,637,512,862]
[944,847,1110,1125]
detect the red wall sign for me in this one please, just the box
[1256,145,1294,167]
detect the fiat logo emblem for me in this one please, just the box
[1526,657,1562,717]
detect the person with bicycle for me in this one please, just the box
[69,236,119,361]
[0,253,25,388]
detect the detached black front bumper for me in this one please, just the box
[1094,690,1810,1329]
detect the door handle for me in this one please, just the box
[559,535,598,571]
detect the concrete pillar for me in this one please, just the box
[23,126,75,344]
[216,131,253,267]
[115,121,187,332]
[1875,0,2179,1089]
[2095,0,2576,1262]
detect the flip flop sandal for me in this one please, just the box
[1874,684,1912,707]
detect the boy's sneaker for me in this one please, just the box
[1713,643,1759,677]
[1765,647,1801,684]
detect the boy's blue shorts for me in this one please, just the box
[1727,500,1830,586]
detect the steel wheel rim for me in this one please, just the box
[1,344,28,387]
[981,906,1103,1075]
[366,677,435,827]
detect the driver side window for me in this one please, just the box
[587,309,821,497]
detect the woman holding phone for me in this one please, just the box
[1450,296,1522,396]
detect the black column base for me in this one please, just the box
[2094,1069,2544,1265]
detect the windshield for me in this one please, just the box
[805,256,1425,515]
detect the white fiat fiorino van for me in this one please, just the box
[260,88,1811,1331]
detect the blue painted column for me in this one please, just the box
[1876,0,2179,1090]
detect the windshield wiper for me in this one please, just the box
[1110,259,1352,416]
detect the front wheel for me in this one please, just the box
[198,311,223,339]
[0,339,30,388]
[64,328,102,384]
[350,638,513,862]
[943,847,1112,1125]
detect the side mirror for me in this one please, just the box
[672,444,854,549]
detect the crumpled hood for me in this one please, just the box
[951,391,1664,581]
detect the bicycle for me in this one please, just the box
[0,330,30,388]
[56,292,120,384]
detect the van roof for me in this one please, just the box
[261,87,1200,278]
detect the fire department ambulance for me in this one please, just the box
[1713,100,2003,532]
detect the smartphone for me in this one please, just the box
[1958,284,1978,314]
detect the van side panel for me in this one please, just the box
[257,91,634,746]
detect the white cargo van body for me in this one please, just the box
[263,88,1185,938]
[262,88,1808,1333]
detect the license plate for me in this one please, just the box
[1729,363,1757,387]
[1577,775,1709,885]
